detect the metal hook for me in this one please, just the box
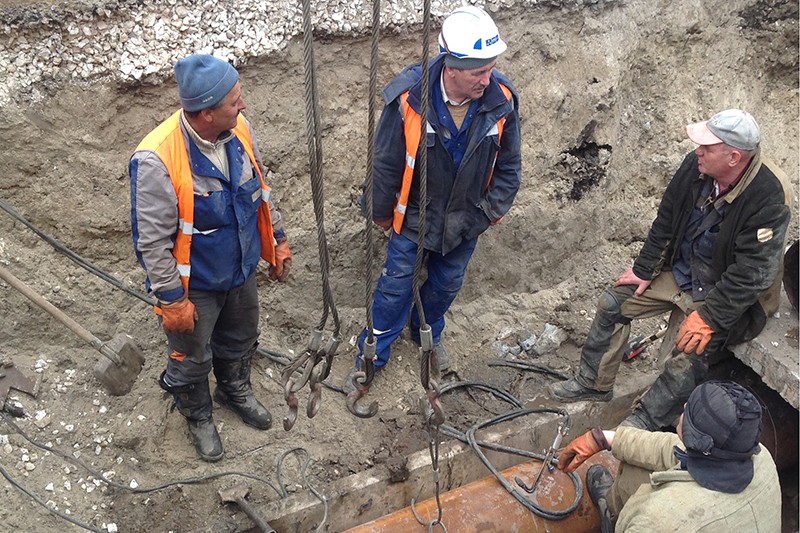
[282,378,299,431]
[425,386,445,427]
[345,370,378,418]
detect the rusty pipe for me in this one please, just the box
[344,451,619,533]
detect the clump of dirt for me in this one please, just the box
[0,0,797,531]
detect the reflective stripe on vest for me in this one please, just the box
[134,111,275,306]
[392,83,513,234]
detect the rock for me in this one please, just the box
[533,323,569,355]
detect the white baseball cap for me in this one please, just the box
[686,109,761,151]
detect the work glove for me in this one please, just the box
[160,296,198,334]
[269,240,292,282]
[374,218,392,232]
[676,310,715,355]
[557,427,610,473]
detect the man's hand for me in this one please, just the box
[161,296,198,334]
[556,428,610,473]
[676,310,714,354]
[614,267,652,296]
[269,240,292,282]
[374,218,392,232]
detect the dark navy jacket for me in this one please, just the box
[370,54,522,255]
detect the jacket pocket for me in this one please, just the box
[193,191,231,233]
[463,202,491,241]
[236,174,261,227]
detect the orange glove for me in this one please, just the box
[160,296,198,334]
[269,240,292,282]
[374,219,392,232]
[676,310,715,355]
[557,428,610,473]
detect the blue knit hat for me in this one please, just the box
[174,54,239,112]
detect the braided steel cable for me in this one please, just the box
[301,0,340,338]
[363,0,381,344]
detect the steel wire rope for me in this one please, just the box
[362,0,380,353]
[0,411,327,532]
[411,0,431,333]
[301,0,339,338]
[408,2,449,530]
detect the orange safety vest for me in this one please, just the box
[135,110,276,301]
[392,83,513,234]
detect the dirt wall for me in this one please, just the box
[0,0,797,531]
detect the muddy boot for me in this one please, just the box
[549,377,612,402]
[159,372,223,462]
[213,354,272,430]
[433,343,452,374]
[586,464,616,533]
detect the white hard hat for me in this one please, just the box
[438,5,507,68]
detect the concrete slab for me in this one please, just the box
[258,373,657,532]
[731,295,799,410]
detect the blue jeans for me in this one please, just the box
[356,231,477,369]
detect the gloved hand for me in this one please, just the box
[676,310,715,355]
[269,240,292,282]
[374,218,392,232]
[160,296,198,334]
[557,428,610,473]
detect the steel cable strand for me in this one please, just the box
[410,2,448,530]
[363,0,380,350]
[344,0,383,419]
[279,0,342,430]
[302,0,339,340]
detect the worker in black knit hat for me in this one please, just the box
[556,380,781,532]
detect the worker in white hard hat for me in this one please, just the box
[345,5,521,393]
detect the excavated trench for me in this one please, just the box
[0,0,797,531]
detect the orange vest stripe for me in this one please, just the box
[135,111,275,310]
[392,83,513,234]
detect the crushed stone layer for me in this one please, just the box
[0,0,615,106]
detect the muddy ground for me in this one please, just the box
[0,0,797,531]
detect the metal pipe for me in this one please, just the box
[344,451,619,533]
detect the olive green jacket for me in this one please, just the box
[613,426,781,532]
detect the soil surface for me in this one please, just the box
[0,0,797,532]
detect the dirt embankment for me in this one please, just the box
[0,0,797,531]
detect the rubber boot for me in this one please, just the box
[159,372,223,462]
[213,354,272,430]
[433,343,451,374]
[586,464,616,533]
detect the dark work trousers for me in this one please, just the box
[356,231,478,369]
[163,274,260,386]
[575,272,728,429]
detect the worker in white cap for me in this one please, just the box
[345,6,521,394]
[550,108,793,432]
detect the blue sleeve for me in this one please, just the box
[369,98,407,221]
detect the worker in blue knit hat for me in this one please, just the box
[129,54,292,461]
[557,380,781,532]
